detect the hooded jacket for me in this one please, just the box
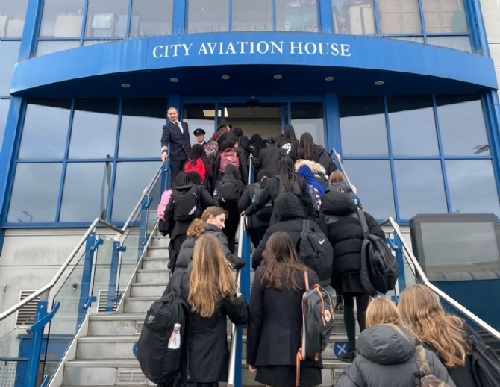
[175,223,245,271]
[336,325,456,387]
[319,191,383,275]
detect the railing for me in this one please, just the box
[0,162,169,387]
[227,157,254,387]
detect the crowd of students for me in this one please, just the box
[157,121,495,387]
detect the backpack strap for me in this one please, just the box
[356,208,369,238]
[414,344,433,379]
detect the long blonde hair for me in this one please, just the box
[366,298,402,328]
[399,284,469,368]
[188,234,237,317]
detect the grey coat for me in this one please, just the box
[336,325,456,387]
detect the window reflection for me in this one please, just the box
[446,160,500,216]
[130,0,173,37]
[437,96,490,156]
[35,41,80,57]
[232,0,273,31]
[39,0,84,38]
[427,36,471,52]
[379,0,422,34]
[187,0,228,33]
[7,163,62,223]
[388,96,439,156]
[0,41,20,97]
[395,160,447,219]
[339,96,388,156]
[69,99,118,159]
[183,104,217,146]
[331,0,375,34]
[119,98,167,158]
[343,160,395,219]
[0,0,28,38]
[276,0,319,32]
[291,102,325,147]
[19,99,71,159]
[60,162,111,222]
[422,0,468,34]
[85,0,129,39]
[0,98,8,150]
[111,161,159,222]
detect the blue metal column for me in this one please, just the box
[393,232,407,303]
[324,93,341,155]
[138,196,153,261]
[106,241,127,311]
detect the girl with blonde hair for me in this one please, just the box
[336,298,454,386]
[173,206,245,272]
[399,284,478,386]
[163,233,248,387]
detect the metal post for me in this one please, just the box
[393,232,407,294]
[138,196,152,261]
[107,241,126,311]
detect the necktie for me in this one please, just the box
[176,121,183,134]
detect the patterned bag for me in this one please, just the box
[413,345,450,387]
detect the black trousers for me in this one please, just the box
[343,292,370,351]
[222,202,239,254]
[170,158,187,184]
[248,226,268,248]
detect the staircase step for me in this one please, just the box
[130,282,167,297]
[136,268,170,283]
[145,246,168,258]
[141,256,169,270]
[76,336,139,360]
[88,313,145,336]
[124,296,158,313]
[151,236,169,248]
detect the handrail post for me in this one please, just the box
[106,241,126,311]
[138,196,152,261]
[392,232,406,295]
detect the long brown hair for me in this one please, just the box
[366,298,402,328]
[187,219,205,238]
[261,232,306,291]
[188,234,237,317]
[399,284,469,368]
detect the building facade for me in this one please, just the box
[0,0,500,326]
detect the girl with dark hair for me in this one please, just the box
[276,124,299,160]
[247,232,322,387]
[163,233,248,387]
[298,132,337,174]
[245,156,314,225]
[298,164,326,214]
[184,144,212,189]
[249,133,267,157]
[213,136,248,185]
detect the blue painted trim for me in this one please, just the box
[26,300,49,387]
[384,96,400,219]
[18,0,42,60]
[324,93,340,154]
[372,0,381,35]
[77,232,97,329]
[183,95,322,104]
[80,0,89,44]
[432,95,452,213]
[416,0,426,43]
[272,0,277,31]
[228,0,233,32]
[173,0,185,35]
[393,233,407,292]
[109,99,124,222]
[468,0,489,55]
[483,92,500,201]
[11,33,497,94]
[318,0,333,34]
[106,241,125,312]
[125,0,132,39]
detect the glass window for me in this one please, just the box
[291,102,325,147]
[379,0,422,34]
[427,36,471,52]
[388,96,439,156]
[339,96,388,156]
[130,0,173,37]
[184,104,218,144]
[7,163,62,223]
[0,98,9,150]
[35,41,80,57]
[39,0,84,38]
[119,98,167,158]
[85,0,129,39]
[394,160,447,219]
[332,0,375,34]
[59,162,112,222]
[437,96,489,156]
[276,0,319,32]
[0,0,28,38]
[187,0,228,33]
[422,0,468,33]
[69,99,118,159]
[343,160,396,219]
[232,0,273,31]
[0,41,20,97]
[111,161,159,222]
[446,160,500,216]
[18,99,71,159]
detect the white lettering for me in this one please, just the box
[249,41,255,54]
[198,43,208,55]
[152,45,164,58]
[290,41,303,54]
[270,41,284,54]
[340,44,351,57]
[207,42,217,54]
[318,43,328,55]
[236,41,247,54]
[304,42,316,54]
[331,43,340,56]
[256,41,269,54]
[225,42,237,54]
[182,43,193,56]
[171,44,181,57]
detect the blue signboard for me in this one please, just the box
[333,341,350,357]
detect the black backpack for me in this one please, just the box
[467,325,500,387]
[216,175,241,202]
[356,208,398,295]
[298,219,334,287]
[251,182,272,222]
[137,270,189,385]
[173,184,200,222]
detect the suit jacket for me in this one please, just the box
[253,146,281,177]
[161,121,191,160]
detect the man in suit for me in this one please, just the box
[161,107,191,182]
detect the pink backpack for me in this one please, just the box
[157,189,172,220]
[219,149,240,173]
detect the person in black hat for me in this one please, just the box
[252,137,281,177]
[193,128,206,145]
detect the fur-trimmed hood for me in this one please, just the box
[295,159,326,175]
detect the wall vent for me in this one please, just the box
[116,368,150,385]
[16,291,40,325]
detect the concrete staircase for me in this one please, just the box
[57,232,351,386]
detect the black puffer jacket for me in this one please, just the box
[175,223,245,271]
[319,191,384,275]
[336,325,456,387]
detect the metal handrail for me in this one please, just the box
[331,148,356,194]
[381,216,500,341]
[121,163,165,231]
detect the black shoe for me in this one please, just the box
[335,301,344,311]
[339,351,356,363]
